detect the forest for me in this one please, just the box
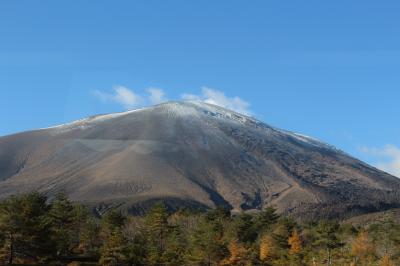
[0,192,399,266]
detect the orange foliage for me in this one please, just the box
[379,254,395,266]
[351,231,375,263]
[288,229,302,255]
[259,234,274,262]
[221,239,249,265]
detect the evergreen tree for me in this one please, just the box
[3,191,400,265]
[369,218,400,257]
[188,216,228,266]
[162,224,186,266]
[272,217,296,250]
[78,216,99,255]
[0,192,54,264]
[99,210,127,266]
[311,220,342,265]
[119,216,146,265]
[205,205,231,223]
[254,207,279,233]
[231,213,258,243]
[47,192,76,256]
[101,210,126,232]
[99,229,127,266]
[144,202,169,265]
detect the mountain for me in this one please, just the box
[0,101,399,219]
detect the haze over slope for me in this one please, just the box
[0,101,399,218]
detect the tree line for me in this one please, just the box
[0,192,399,265]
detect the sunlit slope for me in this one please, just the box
[0,101,399,218]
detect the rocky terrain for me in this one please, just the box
[0,101,399,219]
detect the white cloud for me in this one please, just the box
[93,86,143,109]
[360,145,400,177]
[147,87,167,105]
[182,87,251,115]
[94,86,169,109]
[181,93,201,101]
[93,85,251,115]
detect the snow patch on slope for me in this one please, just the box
[283,131,340,151]
[40,107,149,134]
[190,101,252,124]
[189,101,338,151]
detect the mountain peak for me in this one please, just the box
[1,100,399,219]
[41,100,255,134]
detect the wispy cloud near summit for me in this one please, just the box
[93,86,143,109]
[182,87,251,115]
[93,85,251,115]
[93,86,168,110]
[147,87,167,105]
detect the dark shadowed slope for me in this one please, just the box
[0,101,399,218]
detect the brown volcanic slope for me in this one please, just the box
[0,101,399,218]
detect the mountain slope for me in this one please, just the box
[0,101,399,218]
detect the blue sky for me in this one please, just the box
[1,1,399,176]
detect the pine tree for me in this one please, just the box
[99,210,127,266]
[264,217,296,265]
[254,207,279,233]
[231,213,258,243]
[78,216,99,255]
[101,210,126,233]
[312,220,341,266]
[48,192,76,256]
[0,192,54,264]
[369,218,400,257]
[162,224,186,266]
[144,203,169,264]
[123,216,147,265]
[99,229,127,266]
[188,216,228,266]
[70,204,99,255]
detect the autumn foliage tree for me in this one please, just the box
[379,254,395,266]
[288,229,302,255]
[351,231,376,265]
[259,234,275,264]
[221,239,250,266]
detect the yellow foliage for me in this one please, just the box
[288,229,302,255]
[379,254,395,266]
[351,231,375,256]
[351,231,375,264]
[259,234,274,262]
[221,239,249,265]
